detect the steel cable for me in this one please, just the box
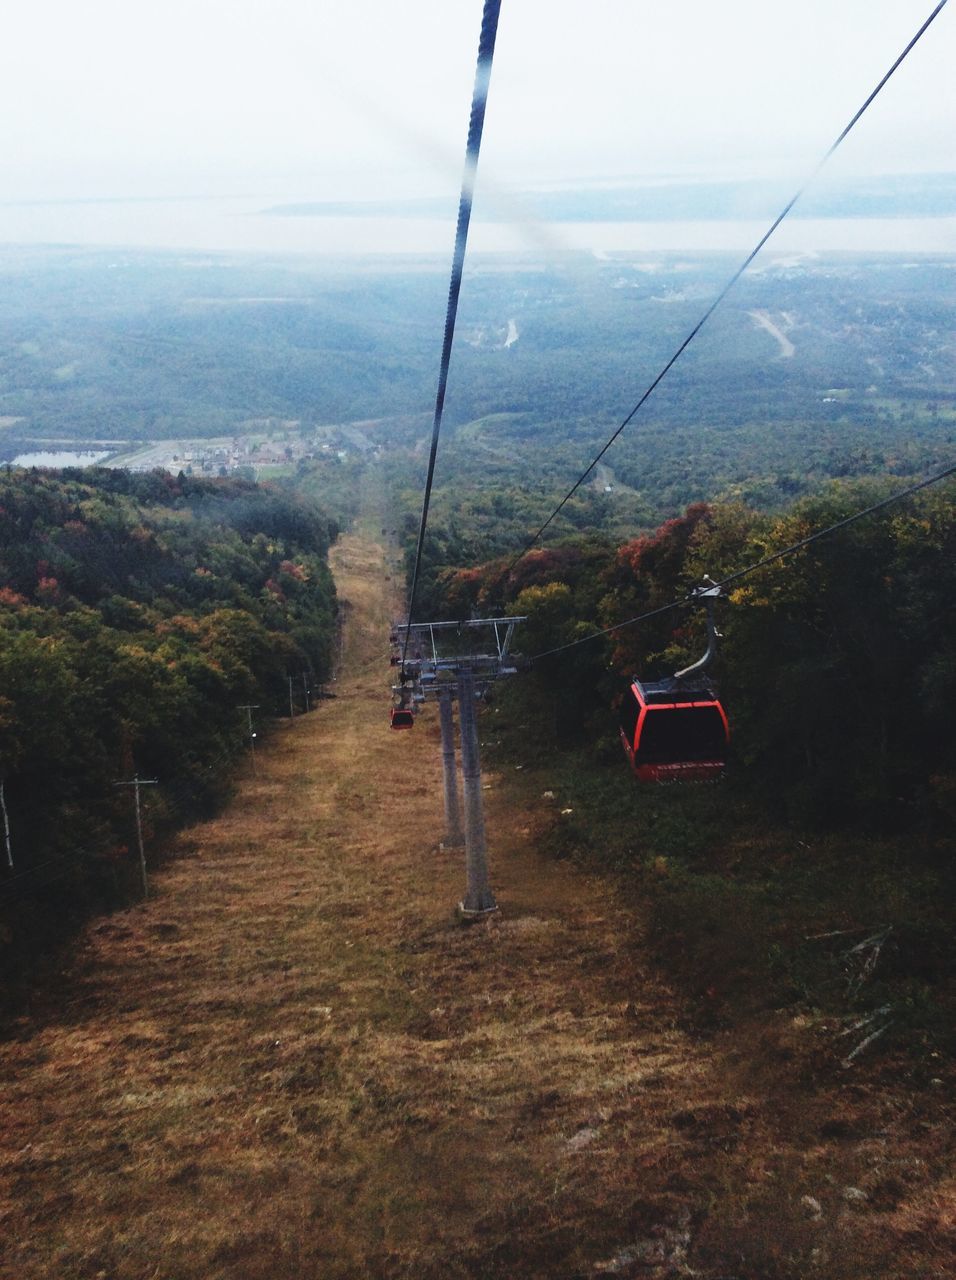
[504,0,950,578]
[530,461,956,661]
[401,0,502,673]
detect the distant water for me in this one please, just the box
[0,196,954,256]
[12,450,110,467]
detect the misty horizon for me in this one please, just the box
[1,160,953,260]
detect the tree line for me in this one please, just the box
[431,477,956,831]
[0,467,337,986]
[418,479,954,1028]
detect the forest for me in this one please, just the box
[1,248,953,477]
[416,476,956,1043]
[0,466,337,993]
[1,241,954,1043]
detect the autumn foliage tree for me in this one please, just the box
[447,479,956,827]
[0,467,337,960]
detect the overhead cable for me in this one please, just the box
[401,0,503,672]
[505,0,950,577]
[530,461,956,661]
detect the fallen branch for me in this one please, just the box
[843,927,892,998]
[843,927,892,957]
[805,925,872,941]
[838,1004,893,1037]
[841,1021,893,1068]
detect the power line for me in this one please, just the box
[504,0,950,579]
[530,462,956,662]
[401,0,502,672]
[713,463,956,591]
[0,730,252,903]
[0,846,92,897]
[0,694,326,903]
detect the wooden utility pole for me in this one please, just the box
[114,774,158,899]
[438,685,463,848]
[238,704,260,775]
[287,676,296,719]
[1,778,12,870]
[456,668,496,916]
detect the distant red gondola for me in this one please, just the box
[390,707,415,730]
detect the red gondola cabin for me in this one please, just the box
[390,707,415,730]
[619,678,729,782]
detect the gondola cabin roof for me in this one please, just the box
[631,677,719,707]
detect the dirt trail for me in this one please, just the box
[0,484,950,1278]
[748,308,795,358]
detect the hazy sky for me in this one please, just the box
[2,0,953,205]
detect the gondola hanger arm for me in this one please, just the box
[674,579,722,682]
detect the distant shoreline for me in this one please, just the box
[0,189,955,258]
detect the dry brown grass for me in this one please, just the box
[1,508,952,1278]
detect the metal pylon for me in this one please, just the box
[389,617,524,918]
